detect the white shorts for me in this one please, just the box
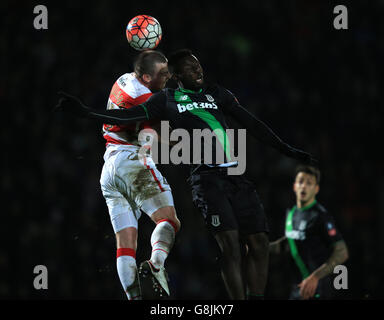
[100,145,174,233]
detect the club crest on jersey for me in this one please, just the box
[211,215,221,227]
[205,94,215,102]
[118,77,126,87]
[179,95,189,101]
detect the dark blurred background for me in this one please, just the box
[1,0,382,299]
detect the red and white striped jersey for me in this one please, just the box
[102,72,155,148]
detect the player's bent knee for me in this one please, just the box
[151,206,181,232]
[215,230,242,262]
[169,216,181,233]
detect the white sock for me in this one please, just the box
[150,219,177,269]
[116,248,141,300]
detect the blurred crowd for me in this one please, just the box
[1,0,382,299]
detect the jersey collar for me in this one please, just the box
[293,199,317,212]
[178,87,203,94]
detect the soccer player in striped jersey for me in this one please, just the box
[56,49,317,300]
[269,165,349,299]
[91,50,180,300]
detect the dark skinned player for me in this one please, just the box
[55,49,317,300]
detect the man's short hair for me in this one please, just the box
[295,165,321,184]
[133,50,167,77]
[167,49,193,74]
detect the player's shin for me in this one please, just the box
[149,219,178,269]
[116,248,141,300]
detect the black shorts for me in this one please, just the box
[190,168,269,236]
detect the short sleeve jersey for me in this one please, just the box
[285,200,344,281]
[102,72,155,147]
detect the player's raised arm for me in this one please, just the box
[55,90,166,125]
[221,89,317,165]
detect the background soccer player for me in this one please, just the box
[269,165,349,299]
[94,50,180,300]
[56,49,317,300]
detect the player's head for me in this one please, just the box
[168,49,204,91]
[133,50,170,92]
[293,165,320,206]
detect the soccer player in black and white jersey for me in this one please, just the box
[269,165,349,299]
[56,49,317,300]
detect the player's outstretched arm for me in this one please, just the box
[54,91,151,125]
[54,91,92,118]
[228,103,318,166]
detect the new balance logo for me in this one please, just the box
[177,102,218,113]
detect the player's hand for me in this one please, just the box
[298,274,319,300]
[53,91,90,118]
[284,144,319,166]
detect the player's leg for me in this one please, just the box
[104,198,141,300]
[134,157,180,298]
[115,227,141,300]
[137,155,181,268]
[214,229,245,299]
[190,171,245,299]
[114,149,179,298]
[243,232,269,299]
[149,205,180,269]
[140,192,180,298]
[103,194,142,300]
[100,155,142,300]
[232,177,270,300]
